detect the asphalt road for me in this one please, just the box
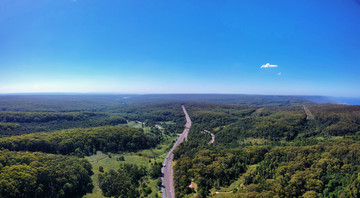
[161,105,191,198]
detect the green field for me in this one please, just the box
[84,133,177,198]
[125,121,151,132]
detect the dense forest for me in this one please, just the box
[0,126,160,156]
[0,149,93,198]
[173,103,360,197]
[240,140,360,197]
[0,111,96,123]
[0,96,186,137]
[98,164,148,198]
[174,140,360,197]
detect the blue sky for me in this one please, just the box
[1,0,360,96]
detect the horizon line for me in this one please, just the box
[0,92,354,98]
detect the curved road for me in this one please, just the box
[203,130,215,144]
[161,105,191,198]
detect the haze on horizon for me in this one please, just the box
[1,0,360,97]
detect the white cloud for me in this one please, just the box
[261,63,278,68]
[277,72,282,76]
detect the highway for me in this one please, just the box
[161,105,191,198]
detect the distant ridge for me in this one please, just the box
[299,96,342,104]
[4,94,359,106]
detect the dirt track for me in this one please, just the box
[203,129,215,144]
[303,105,314,120]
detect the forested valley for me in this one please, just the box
[1,95,360,198]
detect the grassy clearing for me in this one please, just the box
[125,121,151,133]
[84,133,177,198]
